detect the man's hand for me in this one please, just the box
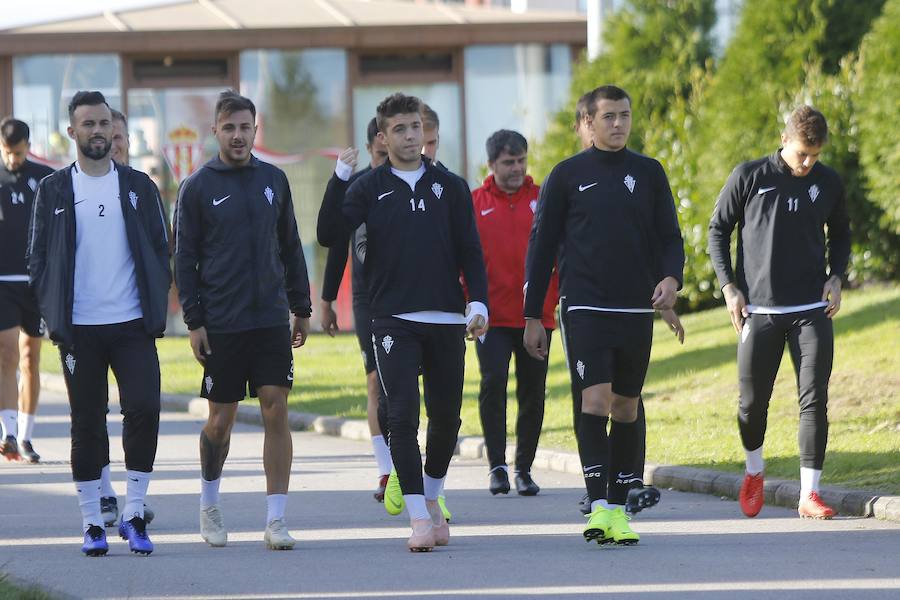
[466,315,488,340]
[651,276,679,310]
[722,283,749,334]
[660,309,685,344]
[523,319,548,360]
[822,275,842,318]
[319,300,338,337]
[291,315,310,348]
[337,147,359,171]
[189,326,211,364]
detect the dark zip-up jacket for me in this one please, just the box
[708,150,851,306]
[317,156,488,319]
[175,155,311,333]
[0,160,54,277]
[319,168,370,306]
[26,162,171,346]
[524,146,684,318]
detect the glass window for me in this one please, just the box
[13,54,122,166]
[464,44,571,185]
[241,49,349,319]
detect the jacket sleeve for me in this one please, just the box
[652,160,685,288]
[707,165,745,290]
[25,177,50,293]
[174,178,206,330]
[316,173,350,247]
[147,178,173,277]
[321,238,349,302]
[524,164,568,318]
[451,178,488,308]
[277,173,312,318]
[826,176,851,280]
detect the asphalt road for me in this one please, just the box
[1,391,898,600]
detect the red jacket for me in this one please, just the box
[472,175,558,329]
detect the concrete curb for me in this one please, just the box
[41,373,898,522]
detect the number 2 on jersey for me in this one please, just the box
[410,198,426,212]
[98,204,105,217]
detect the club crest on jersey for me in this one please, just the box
[65,353,76,375]
[431,182,443,199]
[287,360,294,382]
[382,335,394,354]
[576,360,585,380]
[624,175,636,193]
[264,186,274,205]
[27,177,38,192]
[530,199,537,214]
[809,184,820,203]
[205,375,213,393]
[128,191,138,209]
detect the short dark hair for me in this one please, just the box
[366,117,379,145]
[574,92,592,129]
[422,104,439,131]
[486,129,528,163]
[0,118,30,146]
[785,105,828,146]
[376,93,422,133]
[68,91,109,121]
[110,109,128,128]
[215,90,256,122]
[586,85,631,118]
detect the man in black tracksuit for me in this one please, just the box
[524,85,684,546]
[175,91,311,551]
[27,92,171,556]
[0,118,53,464]
[318,118,393,501]
[708,105,850,520]
[318,93,488,552]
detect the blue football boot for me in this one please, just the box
[119,516,154,555]
[82,525,108,557]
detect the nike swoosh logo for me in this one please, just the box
[74,199,86,206]
[54,208,65,215]
[617,473,635,479]
[583,464,604,472]
[480,208,495,216]
[212,195,230,206]
[757,187,776,195]
[377,190,394,201]
[578,182,598,192]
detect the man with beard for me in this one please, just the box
[0,118,53,463]
[27,91,171,556]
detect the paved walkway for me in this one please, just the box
[1,391,899,600]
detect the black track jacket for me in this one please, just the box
[317,157,488,318]
[1,160,54,277]
[26,163,171,347]
[708,151,851,306]
[524,147,684,317]
[175,156,311,333]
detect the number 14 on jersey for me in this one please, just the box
[410,198,426,212]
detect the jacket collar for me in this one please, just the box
[482,174,537,204]
[204,154,260,172]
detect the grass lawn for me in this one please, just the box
[40,284,899,494]
[0,574,57,600]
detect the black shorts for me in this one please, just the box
[353,301,376,374]
[200,326,294,403]
[0,281,44,337]
[565,310,653,397]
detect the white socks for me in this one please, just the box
[372,435,393,476]
[76,479,103,530]
[100,464,117,498]
[0,409,17,439]
[744,446,764,475]
[800,467,822,497]
[423,474,445,501]
[122,470,149,521]
[266,494,287,524]
[404,494,429,521]
[17,413,34,441]
[201,477,221,509]
[590,498,612,512]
